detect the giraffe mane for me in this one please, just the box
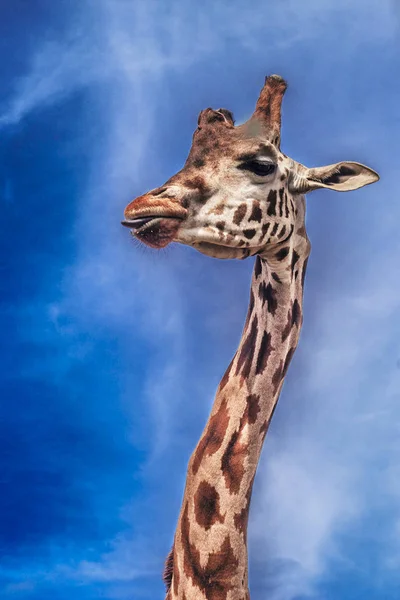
[163,546,174,593]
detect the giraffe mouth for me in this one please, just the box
[121,215,183,249]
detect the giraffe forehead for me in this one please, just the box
[185,133,237,168]
[185,124,278,169]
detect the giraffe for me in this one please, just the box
[121,75,379,600]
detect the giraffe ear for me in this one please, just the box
[292,161,379,193]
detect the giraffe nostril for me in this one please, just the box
[152,187,168,197]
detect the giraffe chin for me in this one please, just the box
[192,242,255,260]
[132,217,182,249]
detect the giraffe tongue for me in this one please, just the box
[121,216,156,229]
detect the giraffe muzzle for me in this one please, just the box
[121,215,184,249]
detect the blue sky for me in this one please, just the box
[1,1,400,599]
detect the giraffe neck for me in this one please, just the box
[166,205,311,600]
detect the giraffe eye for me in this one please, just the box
[238,160,276,177]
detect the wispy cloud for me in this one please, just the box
[2,0,395,128]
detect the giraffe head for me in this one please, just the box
[122,75,379,260]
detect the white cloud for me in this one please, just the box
[2,0,395,129]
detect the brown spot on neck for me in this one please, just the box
[181,503,239,600]
[235,316,258,379]
[258,281,278,315]
[275,246,289,261]
[244,394,261,425]
[192,399,230,475]
[254,256,262,278]
[221,427,248,494]
[255,331,274,375]
[194,481,225,530]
